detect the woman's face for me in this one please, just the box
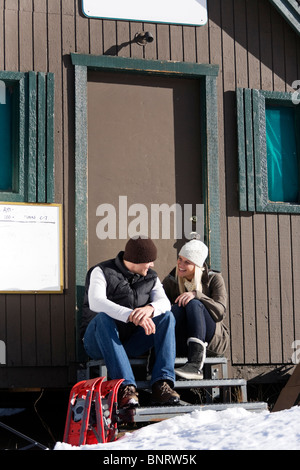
[177,255,195,281]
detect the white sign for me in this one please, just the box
[82,0,207,26]
[0,203,63,293]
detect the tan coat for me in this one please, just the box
[162,265,229,356]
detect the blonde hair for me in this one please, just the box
[176,264,204,295]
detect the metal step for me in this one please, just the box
[175,357,227,365]
[137,378,247,389]
[137,378,248,402]
[81,356,229,381]
[86,356,228,367]
[130,401,268,422]
[79,357,269,423]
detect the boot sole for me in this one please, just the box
[119,401,139,410]
[175,370,204,380]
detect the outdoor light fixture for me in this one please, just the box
[134,31,154,46]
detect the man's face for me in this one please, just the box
[125,261,154,277]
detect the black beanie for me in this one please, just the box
[123,236,157,264]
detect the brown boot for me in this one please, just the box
[151,381,180,406]
[118,385,139,409]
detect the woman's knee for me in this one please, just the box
[185,298,204,312]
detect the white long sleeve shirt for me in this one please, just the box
[88,266,171,323]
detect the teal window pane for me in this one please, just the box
[0,87,12,191]
[266,106,299,203]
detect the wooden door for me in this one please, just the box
[87,71,202,279]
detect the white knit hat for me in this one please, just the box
[179,239,208,268]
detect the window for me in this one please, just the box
[237,88,300,213]
[0,71,55,203]
[266,105,299,203]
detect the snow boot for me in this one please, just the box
[118,384,139,409]
[175,338,207,380]
[151,380,180,406]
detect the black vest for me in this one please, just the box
[80,251,157,337]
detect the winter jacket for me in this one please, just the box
[162,265,229,356]
[80,251,160,338]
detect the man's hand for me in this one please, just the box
[128,305,156,335]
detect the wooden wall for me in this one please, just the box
[0,0,77,388]
[0,0,299,387]
[210,0,300,379]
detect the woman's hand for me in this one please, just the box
[175,291,196,307]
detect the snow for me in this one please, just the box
[54,405,300,451]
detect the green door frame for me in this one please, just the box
[71,53,221,355]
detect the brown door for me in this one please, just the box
[87,71,202,279]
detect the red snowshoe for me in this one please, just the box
[63,377,124,446]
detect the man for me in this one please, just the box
[81,236,180,409]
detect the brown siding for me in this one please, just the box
[0,0,76,387]
[0,0,299,387]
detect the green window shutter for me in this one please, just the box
[236,88,256,212]
[0,71,55,203]
[236,88,300,214]
[0,87,12,191]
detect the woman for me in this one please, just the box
[163,238,229,380]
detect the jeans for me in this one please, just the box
[171,299,216,357]
[83,311,176,387]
